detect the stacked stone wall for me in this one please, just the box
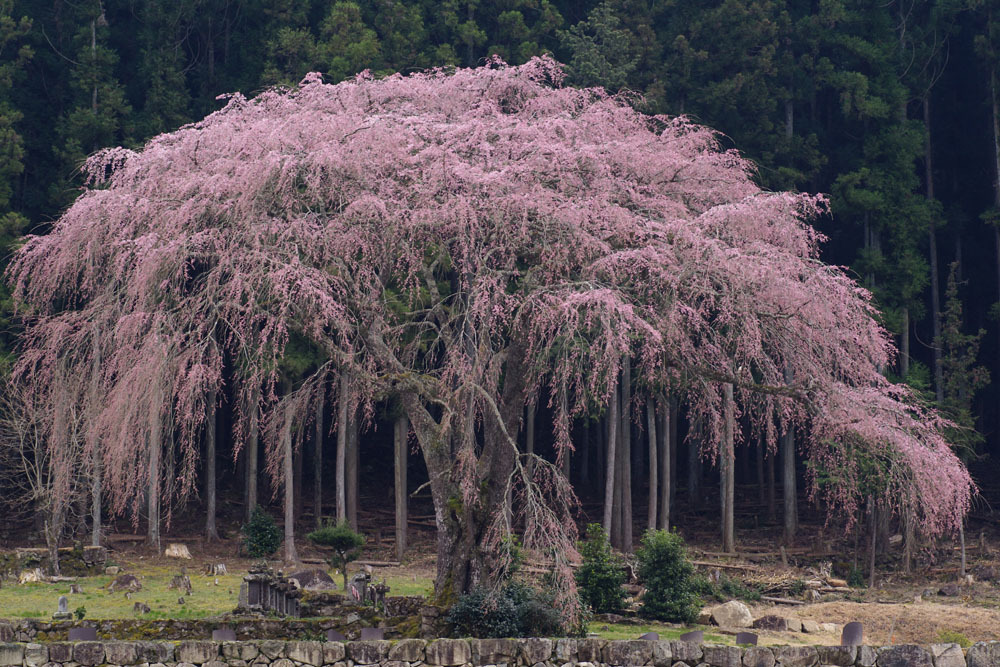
[0,638,993,667]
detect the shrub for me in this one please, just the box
[446,582,567,638]
[306,520,365,590]
[240,506,281,558]
[692,572,761,603]
[937,629,971,648]
[575,523,627,613]
[636,529,700,623]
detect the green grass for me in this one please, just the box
[0,566,243,620]
[587,621,729,643]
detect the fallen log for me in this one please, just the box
[761,595,805,605]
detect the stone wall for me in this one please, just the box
[0,637,994,667]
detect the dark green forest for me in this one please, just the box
[4,0,1000,498]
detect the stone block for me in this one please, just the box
[968,642,1000,667]
[105,642,139,665]
[204,660,229,667]
[769,645,816,667]
[554,639,577,663]
[382,661,407,667]
[785,618,802,633]
[471,639,519,665]
[388,639,425,663]
[347,641,391,665]
[24,643,48,667]
[701,645,741,667]
[73,642,106,666]
[135,642,174,663]
[669,639,703,664]
[270,659,294,667]
[876,644,932,667]
[741,646,774,667]
[521,638,552,664]
[930,643,965,667]
[855,645,876,667]
[424,639,470,666]
[176,642,220,665]
[814,645,853,666]
[604,640,654,666]
[752,616,788,632]
[286,642,324,666]
[222,642,259,662]
[576,639,605,663]
[259,641,286,660]
[651,640,673,667]
[47,644,72,663]
[0,643,24,667]
[321,642,345,664]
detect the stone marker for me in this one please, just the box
[52,596,71,620]
[752,615,787,631]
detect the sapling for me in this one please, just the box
[307,521,365,591]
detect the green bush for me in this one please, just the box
[240,506,281,558]
[937,629,971,648]
[306,520,365,590]
[636,529,700,623]
[692,572,761,603]
[575,523,627,613]
[446,582,566,638]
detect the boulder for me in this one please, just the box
[876,644,933,667]
[785,617,802,633]
[135,641,174,663]
[576,639,605,663]
[472,638,519,664]
[347,640,391,664]
[710,601,753,628]
[321,642,345,664]
[104,642,138,665]
[286,569,337,592]
[799,620,820,633]
[46,644,71,663]
[23,644,47,667]
[752,615,787,632]
[938,583,961,597]
[668,640,702,665]
[856,645,877,667]
[222,642,259,662]
[18,568,43,584]
[258,640,286,660]
[651,640,672,667]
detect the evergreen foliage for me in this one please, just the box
[636,529,700,623]
[307,520,365,590]
[575,523,626,613]
[240,506,282,558]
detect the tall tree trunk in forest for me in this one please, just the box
[294,423,304,518]
[646,397,658,530]
[613,411,624,549]
[579,420,590,486]
[347,410,359,531]
[602,385,619,540]
[766,442,776,523]
[721,383,735,553]
[756,432,765,505]
[900,307,910,379]
[668,396,677,511]
[560,386,570,479]
[205,394,219,541]
[245,391,259,522]
[336,373,348,522]
[148,383,162,551]
[620,357,633,551]
[782,366,797,543]
[657,395,670,530]
[990,64,1000,433]
[394,414,408,561]
[282,406,297,563]
[314,384,324,528]
[688,417,701,503]
[925,96,944,403]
